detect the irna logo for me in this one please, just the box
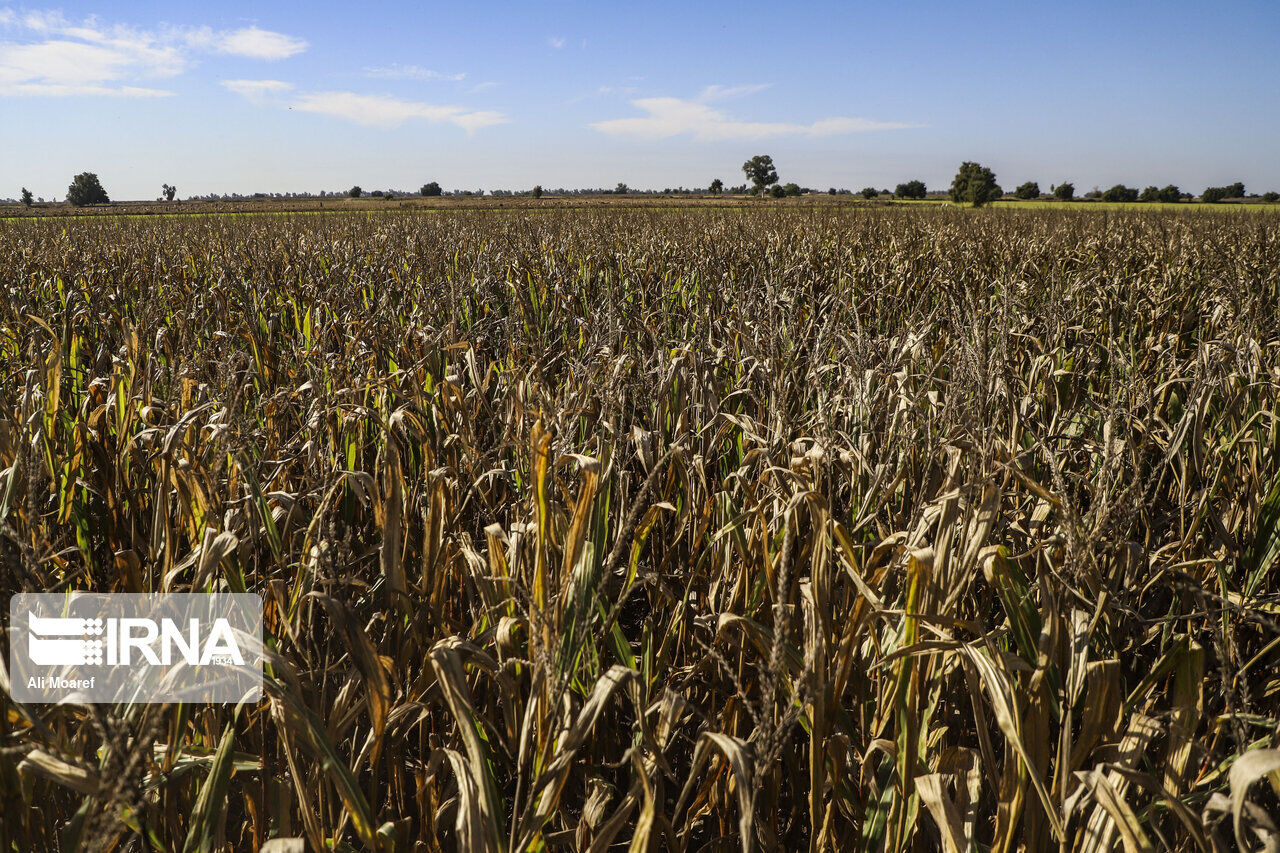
[10,593,262,704]
[27,613,244,667]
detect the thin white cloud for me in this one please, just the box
[0,37,179,84]
[1,81,170,97]
[212,26,305,60]
[699,83,771,101]
[221,78,292,103]
[807,117,916,135]
[364,63,465,82]
[0,26,183,96]
[591,96,919,142]
[548,36,566,49]
[291,90,507,132]
[19,9,68,32]
[466,80,498,94]
[567,83,638,105]
[0,9,16,27]
[0,12,306,97]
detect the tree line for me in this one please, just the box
[12,168,1280,207]
[727,157,1275,206]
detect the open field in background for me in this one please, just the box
[892,199,1280,212]
[3,194,1279,220]
[1,206,1279,851]
[0,195,839,219]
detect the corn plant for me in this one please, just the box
[1,206,1278,851]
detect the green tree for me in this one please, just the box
[348,186,362,198]
[162,183,176,202]
[768,184,786,198]
[532,185,542,198]
[1052,182,1075,201]
[741,155,779,195]
[782,182,802,197]
[1263,191,1279,203]
[1015,181,1040,200]
[420,182,442,197]
[708,178,723,195]
[1201,186,1228,203]
[860,186,879,199]
[1139,186,1161,202]
[21,187,33,206]
[1158,185,1181,203]
[894,180,927,199]
[949,161,999,207]
[615,182,629,194]
[1225,182,1245,198]
[1102,184,1138,203]
[66,172,110,206]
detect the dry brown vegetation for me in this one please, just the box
[1,206,1279,851]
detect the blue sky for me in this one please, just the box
[2,1,1278,199]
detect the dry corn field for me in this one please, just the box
[3,207,1280,852]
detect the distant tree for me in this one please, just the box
[348,186,362,198]
[1139,186,1161,203]
[708,178,723,195]
[615,182,629,194]
[1101,184,1138,203]
[385,192,396,201]
[1263,191,1280,203]
[828,187,837,195]
[162,183,176,202]
[1157,184,1181,203]
[21,187,33,206]
[1015,181,1040,200]
[860,187,879,199]
[1225,182,1245,199]
[949,161,999,207]
[729,184,748,194]
[894,180,927,199]
[768,184,786,198]
[66,172,110,206]
[1201,186,1228,204]
[741,155,779,195]
[532,185,543,198]
[1052,182,1075,201]
[370,189,384,197]
[420,182,442,197]
[782,182,802,197]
